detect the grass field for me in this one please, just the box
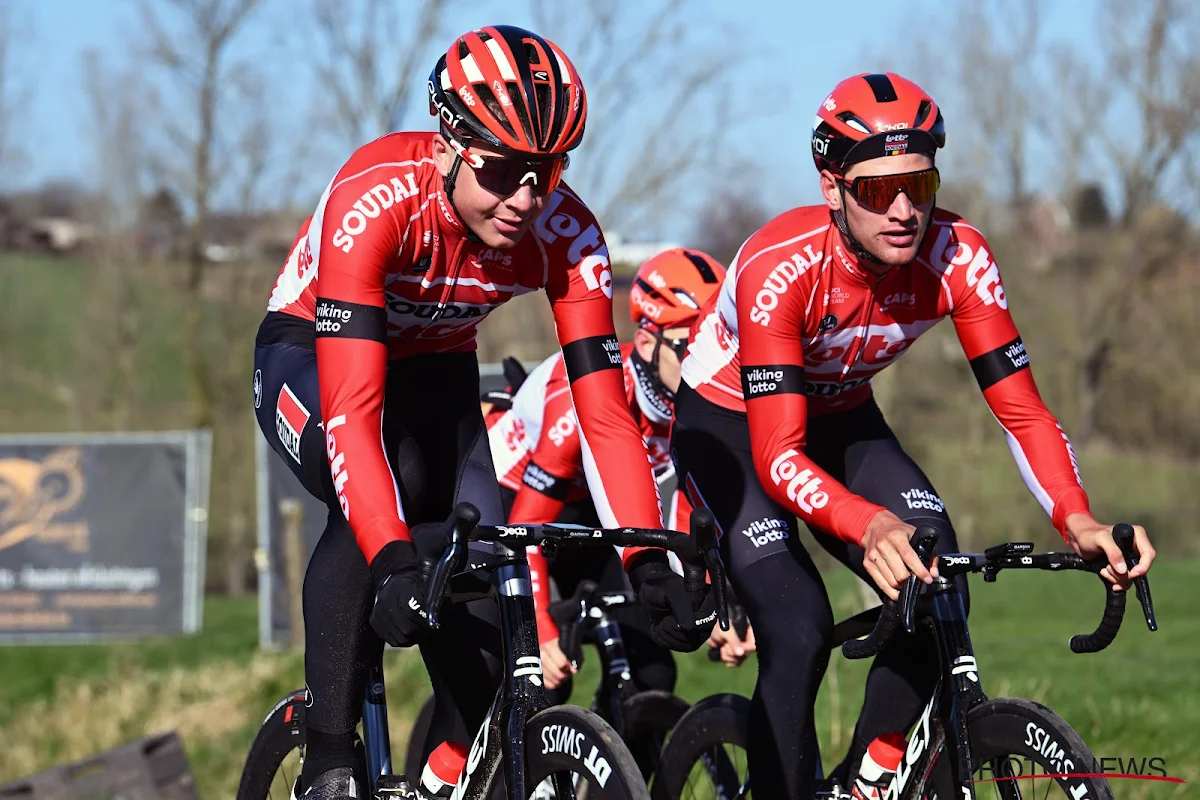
[0,559,1194,798]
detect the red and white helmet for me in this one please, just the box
[428,25,587,156]
[811,72,945,175]
[629,248,726,330]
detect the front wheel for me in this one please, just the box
[525,705,651,799]
[923,697,1113,800]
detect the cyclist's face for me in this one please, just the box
[822,153,935,272]
[434,135,556,248]
[633,326,691,394]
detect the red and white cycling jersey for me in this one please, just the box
[682,205,1090,544]
[264,132,662,564]
[485,344,692,642]
[486,344,689,527]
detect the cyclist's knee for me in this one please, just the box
[735,556,833,677]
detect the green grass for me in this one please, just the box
[0,597,259,723]
[3,559,1195,798]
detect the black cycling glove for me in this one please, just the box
[629,551,717,652]
[368,540,429,648]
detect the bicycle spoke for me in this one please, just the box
[680,742,746,800]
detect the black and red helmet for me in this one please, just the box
[811,73,945,174]
[428,25,587,156]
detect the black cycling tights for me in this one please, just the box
[671,383,970,799]
[253,340,507,785]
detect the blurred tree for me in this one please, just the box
[0,1,30,187]
[925,0,1044,208]
[307,0,462,150]
[1071,184,1111,230]
[136,0,267,595]
[912,0,1200,450]
[530,0,749,237]
[687,186,774,268]
[1061,0,1200,442]
[82,50,156,429]
[135,0,264,429]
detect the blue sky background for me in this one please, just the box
[10,0,1122,239]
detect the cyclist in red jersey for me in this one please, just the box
[670,73,1157,799]
[484,249,738,696]
[251,26,714,799]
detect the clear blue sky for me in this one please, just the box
[14,0,1109,238]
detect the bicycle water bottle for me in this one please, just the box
[851,731,906,799]
[419,740,469,799]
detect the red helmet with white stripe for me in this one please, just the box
[811,72,945,175]
[629,248,726,330]
[428,25,587,156]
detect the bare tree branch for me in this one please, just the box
[944,0,1044,205]
[228,67,271,212]
[134,0,264,438]
[1097,0,1200,224]
[529,0,749,235]
[308,0,458,148]
[1039,45,1113,195]
[83,51,152,429]
[0,1,33,185]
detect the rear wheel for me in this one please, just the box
[620,690,691,783]
[649,693,749,800]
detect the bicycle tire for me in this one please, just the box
[921,696,1113,800]
[525,705,652,799]
[620,690,691,782]
[404,693,438,781]
[649,693,749,800]
[235,689,309,800]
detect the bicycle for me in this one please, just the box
[236,503,732,800]
[405,578,693,787]
[651,523,1158,800]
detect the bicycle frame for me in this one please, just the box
[360,543,558,799]
[577,593,640,732]
[349,504,724,798]
[879,576,988,800]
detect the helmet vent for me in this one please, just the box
[914,99,932,128]
[837,112,872,135]
[683,251,720,283]
[863,73,898,102]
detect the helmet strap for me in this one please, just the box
[443,154,483,244]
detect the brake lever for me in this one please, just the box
[424,503,480,630]
[690,507,730,632]
[901,525,941,634]
[1112,523,1157,632]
